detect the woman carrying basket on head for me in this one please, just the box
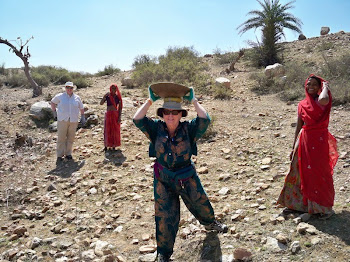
[133,83,227,262]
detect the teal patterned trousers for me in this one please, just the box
[154,169,215,257]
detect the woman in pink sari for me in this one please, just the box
[277,74,338,219]
[100,84,123,151]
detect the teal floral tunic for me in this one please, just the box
[133,114,211,170]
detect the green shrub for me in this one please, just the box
[0,63,7,75]
[132,54,156,67]
[242,45,265,68]
[96,64,121,76]
[5,73,28,87]
[212,48,237,65]
[74,77,90,89]
[250,61,309,101]
[304,45,313,53]
[321,53,350,104]
[31,66,92,88]
[32,72,50,87]
[317,41,335,52]
[131,46,211,93]
[213,83,232,100]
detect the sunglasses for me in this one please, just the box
[163,109,181,115]
[66,86,73,90]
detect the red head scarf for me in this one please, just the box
[298,74,332,129]
[109,84,123,111]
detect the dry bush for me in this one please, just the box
[250,61,309,101]
[132,46,211,94]
[321,53,350,104]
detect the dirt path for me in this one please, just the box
[0,54,350,261]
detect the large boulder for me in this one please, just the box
[215,77,231,88]
[86,114,99,126]
[298,34,306,40]
[264,63,285,78]
[29,101,53,120]
[121,77,135,88]
[321,27,330,35]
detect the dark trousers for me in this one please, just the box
[154,171,215,257]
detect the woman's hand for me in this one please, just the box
[80,115,86,126]
[148,87,161,103]
[183,87,195,103]
[323,81,330,90]
[318,81,330,105]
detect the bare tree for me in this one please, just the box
[0,36,42,97]
[226,49,245,73]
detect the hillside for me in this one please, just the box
[0,32,350,262]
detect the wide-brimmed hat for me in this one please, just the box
[62,81,76,91]
[157,100,188,117]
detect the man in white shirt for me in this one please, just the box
[51,81,85,164]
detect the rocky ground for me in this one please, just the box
[0,33,350,262]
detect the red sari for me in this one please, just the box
[278,74,338,213]
[104,84,123,147]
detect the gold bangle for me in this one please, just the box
[147,99,152,105]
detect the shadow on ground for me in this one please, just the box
[309,210,350,245]
[48,160,85,178]
[200,232,222,262]
[104,149,126,166]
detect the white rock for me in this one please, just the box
[311,236,322,245]
[264,237,287,252]
[265,63,285,78]
[94,240,112,257]
[290,241,301,254]
[89,188,97,195]
[222,254,234,262]
[29,101,52,120]
[215,77,231,88]
[82,249,96,261]
[139,245,157,254]
[113,226,123,233]
[121,77,134,87]
[138,252,157,262]
[219,187,231,195]
[261,157,272,165]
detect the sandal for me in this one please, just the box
[319,210,335,220]
[282,208,297,215]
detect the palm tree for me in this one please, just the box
[237,0,302,66]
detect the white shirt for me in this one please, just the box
[51,92,84,122]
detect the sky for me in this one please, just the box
[1,0,349,74]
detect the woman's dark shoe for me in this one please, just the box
[56,157,64,165]
[282,208,296,215]
[205,220,228,233]
[157,253,170,262]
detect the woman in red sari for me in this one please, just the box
[277,74,338,219]
[100,84,123,151]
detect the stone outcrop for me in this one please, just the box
[321,26,330,35]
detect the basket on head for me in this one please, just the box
[150,82,190,118]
